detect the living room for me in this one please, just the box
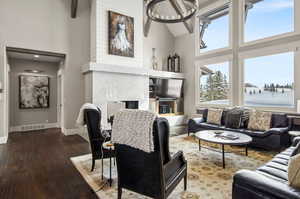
[0,0,300,198]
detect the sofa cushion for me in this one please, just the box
[225,108,243,129]
[196,108,208,122]
[288,154,300,188]
[271,113,288,128]
[248,111,272,131]
[240,108,252,128]
[221,108,231,126]
[207,108,223,125]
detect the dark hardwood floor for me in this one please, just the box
[0,128,98,199]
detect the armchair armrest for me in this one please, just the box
[233,170,300,199]
[164,151,187,182]
[292,137,300,146]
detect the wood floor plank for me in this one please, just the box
[0,128,98,199]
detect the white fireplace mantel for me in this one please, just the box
[82,62,185,79]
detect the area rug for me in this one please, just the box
[71,135,275,199]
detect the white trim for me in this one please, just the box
[10,123,59,132]
[197,0,232,56]
[61,127,79,136]
[0,136,8,144]
[195,53,233,65]
[241,0,297,45]
[195,59,233,107]
[239,40,300,59]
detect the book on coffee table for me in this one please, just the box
[215,132,239,140]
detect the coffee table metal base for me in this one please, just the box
[198,140,248,169]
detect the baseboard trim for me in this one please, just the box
[0,136,8,144]
[10,123,59,132]
[62,127,89,142]
[61,128,79,136]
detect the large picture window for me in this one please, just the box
[244,0,294,42]
[244,52,294,107]
[199,62,230,104]
[199,3,230,53]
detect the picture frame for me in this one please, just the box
[108,11,134,57]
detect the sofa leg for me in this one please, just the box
[118,186,122,199]
[184,173,187,191]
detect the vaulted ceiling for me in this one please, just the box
[161,0,211,37]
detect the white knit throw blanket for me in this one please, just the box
[111,109,157,153]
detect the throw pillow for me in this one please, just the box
[207,108,223,125]
[291,142,300,157]
[225,108,243,129]
[288,154,300,189]
[247,111,272,131]
[240,108,252,128]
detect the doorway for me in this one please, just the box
[5,47,66,133]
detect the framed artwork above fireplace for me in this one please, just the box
[108,11,134,58]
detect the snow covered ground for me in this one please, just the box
[244,88,293,107]
[200,88,294,107]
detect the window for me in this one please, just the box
[199,62,230,104]
[199,3,230,53]
[244,52,294,107]
[244,0,294,42]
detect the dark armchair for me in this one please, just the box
[84,108,115,179]
[115,117,187,199]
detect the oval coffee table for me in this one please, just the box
[195,130,252,169]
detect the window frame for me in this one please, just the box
[196,0,233,56]
[239,45,297,111]
[195,55,233,108]
[240,0,297,46]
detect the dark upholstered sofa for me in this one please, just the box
[232,137,300,199]
[188,108,290,150]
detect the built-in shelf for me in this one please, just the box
[148,69,185,79]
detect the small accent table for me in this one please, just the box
[102,141,115,187]
[195,130,252,169]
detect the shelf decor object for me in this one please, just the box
[152,48,158,70]
[146,0,199,23]
[167,55,172,71]
[173,53,180,73]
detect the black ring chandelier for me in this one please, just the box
[146,0,199,23]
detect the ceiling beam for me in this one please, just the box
[144,18,152,37]
[169,0,194,34]
[143,0,152,37]
[71,0,78,18]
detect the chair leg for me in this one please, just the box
[184,173,187,191]
[101,159,104,180]
[91,158,95,172]
[118,186,122,199]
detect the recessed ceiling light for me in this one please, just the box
[34,55,40,58]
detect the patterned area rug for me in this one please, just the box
[71,135,275,199]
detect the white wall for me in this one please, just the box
[175,34,196,116]
[9,59,59,127]
[91,0,143,67]
[0,0,91,138]
[144,22,175,70]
